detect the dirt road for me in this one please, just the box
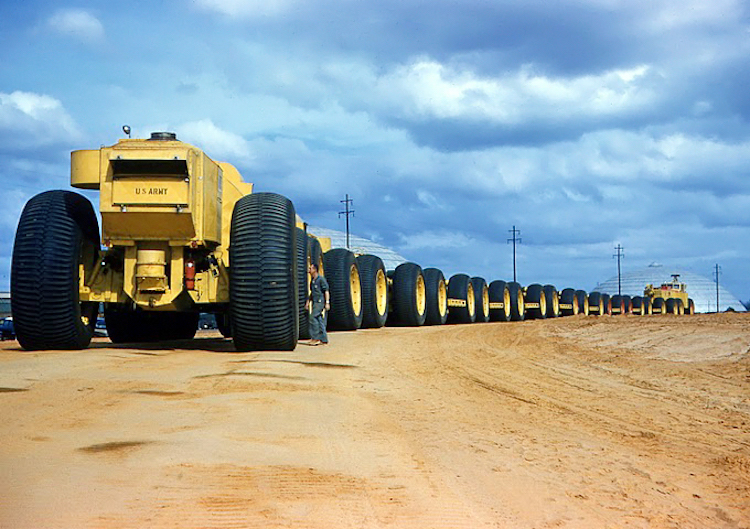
[1,313,748,528]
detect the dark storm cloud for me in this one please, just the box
[215,1,656,72]
[202,0,749,153]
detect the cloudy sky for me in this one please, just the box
[1,0,749,300]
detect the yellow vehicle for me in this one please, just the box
[644,274,695,315]
[10,132,329,351]
[10,131,594,353]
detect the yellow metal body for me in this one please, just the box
[644,275,689,306]
[71,135,253,310]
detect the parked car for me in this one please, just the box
[198,313,217,330]
[94,318,108,337]
[1,317,15,340]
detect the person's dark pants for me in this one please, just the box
[309,311,328,343]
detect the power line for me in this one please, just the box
[338,194,355,249]
[507,226,521,283]
[613,244,625,296]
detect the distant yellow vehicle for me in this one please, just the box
[644,274,695,315]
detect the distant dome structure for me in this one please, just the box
[308,226,408,271]
[592,263,745,313]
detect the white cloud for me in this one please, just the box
[375,60,657,124]
[195,0,296,17]
[0,91,82,149]
[644,0,742,31]
[178,119,254,163]
[47,9,104,42]
[416,190,451,211]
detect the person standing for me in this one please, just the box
[305,262,330,345]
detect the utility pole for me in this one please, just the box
[507,226,521,283]
[613,244,625,296]
[713,263,721,312]
[338,194,354,249]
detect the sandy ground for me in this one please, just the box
[0,313,748,528]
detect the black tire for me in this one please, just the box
[666,298,684,315]
[11,190,100,350]
[324,249,363,330]
[471,277,490,323]
[357,254,388,328]
[507,281,525,321]
[104,304,137,344]
[686,298,695,315]
[643,296,652,315]
[488,280,511,322]
[601,293,611,315]
[296,228,311,340]
[105,306,198,342]
[588,292,603,315]
[525,284,547,319]
[308,235,324,277]
[622,295,632,314]
[217,312,232,337]
[559,288,578,316]
[542,285,559,318]
[611,295,624,315]
[665,298,676,315]
[651,297,666,314]
[447,274,476,324]
[169,312,200,340]
[575,290,589,315]
[391,262,427,326]
[230,193,299,352]
[424,268,448,325]
[631,296,645,315]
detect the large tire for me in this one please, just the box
[424,268,448,325]
[391,262,427,326]
[230,193,299,352]
[686,298,695,315]
[217,312,232,337]
[169,312,200,340]
[471,277,490,323]
[642,297,652,315]
[105,306,199,343]
[575,290,589,315]
[611,295,624,315]
[308,235,324,277]
[11,190,99,350]
[507,281,525,321]
[447,274,476,323]
[357,254,388,328]
[525,284,547,319]
[488,280,511,322]
[559,288,579,316]
[543,285,559,318]
[666,298,684,315]
[622,295,632,314]
[631,296,645,315]
[651,297,666,314]
[104,304,137,343]
[296,228,311,340]
[601,293,612,315]
[588,292,603,316]
[324,249,363,331]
